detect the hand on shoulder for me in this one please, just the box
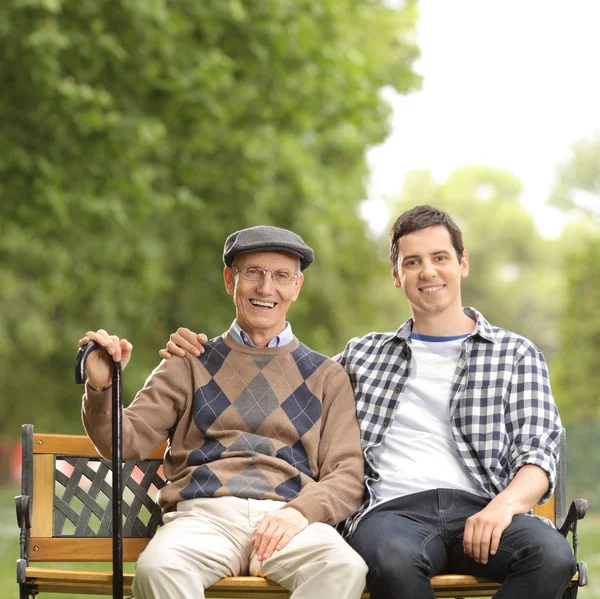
[159,328,208,359]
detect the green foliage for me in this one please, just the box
[548,133,600,423]
[387,166,560,356]
[551,232,600,422]
[0,0,420,435]
[564,419,600,511]
[549,132,600,216]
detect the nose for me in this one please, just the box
[419,259,438,279]
[256,271,276,294]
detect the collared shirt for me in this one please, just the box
[335,307,562,535]
[228,319,294,348]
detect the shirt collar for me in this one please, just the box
[379,306,497,347]
[228,319,294,348]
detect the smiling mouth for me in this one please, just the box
[250,299,276,308]
[420,285,445,293]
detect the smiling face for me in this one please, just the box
[223,251,304,346]
[392,225,469,327]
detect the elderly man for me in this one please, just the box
[79,225,367,599]
[163,206,577,598]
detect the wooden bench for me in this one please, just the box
[16,424,588,598]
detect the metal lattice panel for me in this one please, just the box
[53,456,166,537]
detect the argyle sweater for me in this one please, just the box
[82,333,364,524]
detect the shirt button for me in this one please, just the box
[383,419,390,427]
[394,387,401,393]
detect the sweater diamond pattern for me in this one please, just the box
[233,373,280,432]
[193,378,231,433]
[292,343,328,379]
[281,382,321,438]
[276,440,311,476]
[181,338,336,504]
[181,464,224,499]
[188,438,226,466]
[251,354,276,369]
[225,464,273,498]
[228,433,275,457]
[275,474,303,500]
[201,337,231,376]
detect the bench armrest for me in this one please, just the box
[558,498,588,588]
[15,495,31,532]
[558,499,587,540]
[15,495,31,585]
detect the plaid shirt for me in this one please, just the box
[335,307,562,535]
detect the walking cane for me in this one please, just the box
[76,341,123,599]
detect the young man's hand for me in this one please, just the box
[159,328,207,359]
[463,464,550,564]
[251,507,309,561]
[78,330,133,391]
[462,501,513,564]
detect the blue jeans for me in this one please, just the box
[349,489,576,599]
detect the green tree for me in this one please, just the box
[0,0,420,434]
[548,133,600,422]
[552,235,600,422]
[549,132,600,218]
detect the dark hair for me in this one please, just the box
[389,205,464,267]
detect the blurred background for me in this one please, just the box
[1,0,599,596]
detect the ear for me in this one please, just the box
[460,249,469,279]
[223,266,235,296]
[290,273,304,302]
[391,265,402,288]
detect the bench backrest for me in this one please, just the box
[20,424,567,563]
[21,426,167,562]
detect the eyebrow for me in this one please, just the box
[244,264,292,271]
[402,249,451,261]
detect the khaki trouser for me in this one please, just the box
[132,496,367,599]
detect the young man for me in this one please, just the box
[163,206,576,598]
[79,225,367,599]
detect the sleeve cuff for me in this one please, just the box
[512,454,555,504]
[286,497,323,524]
[83,382,112,413]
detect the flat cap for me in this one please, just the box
[223,225,314,271]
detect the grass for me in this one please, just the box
[576,513,600,598]
[2,484,599,598]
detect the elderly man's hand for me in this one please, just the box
[78,330,133,391]
[159,328,207,359]
[251,507,309,561]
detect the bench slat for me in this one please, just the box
[29,537,151,562]
[31,455,54,538]
[32,433,167,459]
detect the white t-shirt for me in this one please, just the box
[369,333,486,510]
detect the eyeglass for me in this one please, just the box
[232,266,301,285]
